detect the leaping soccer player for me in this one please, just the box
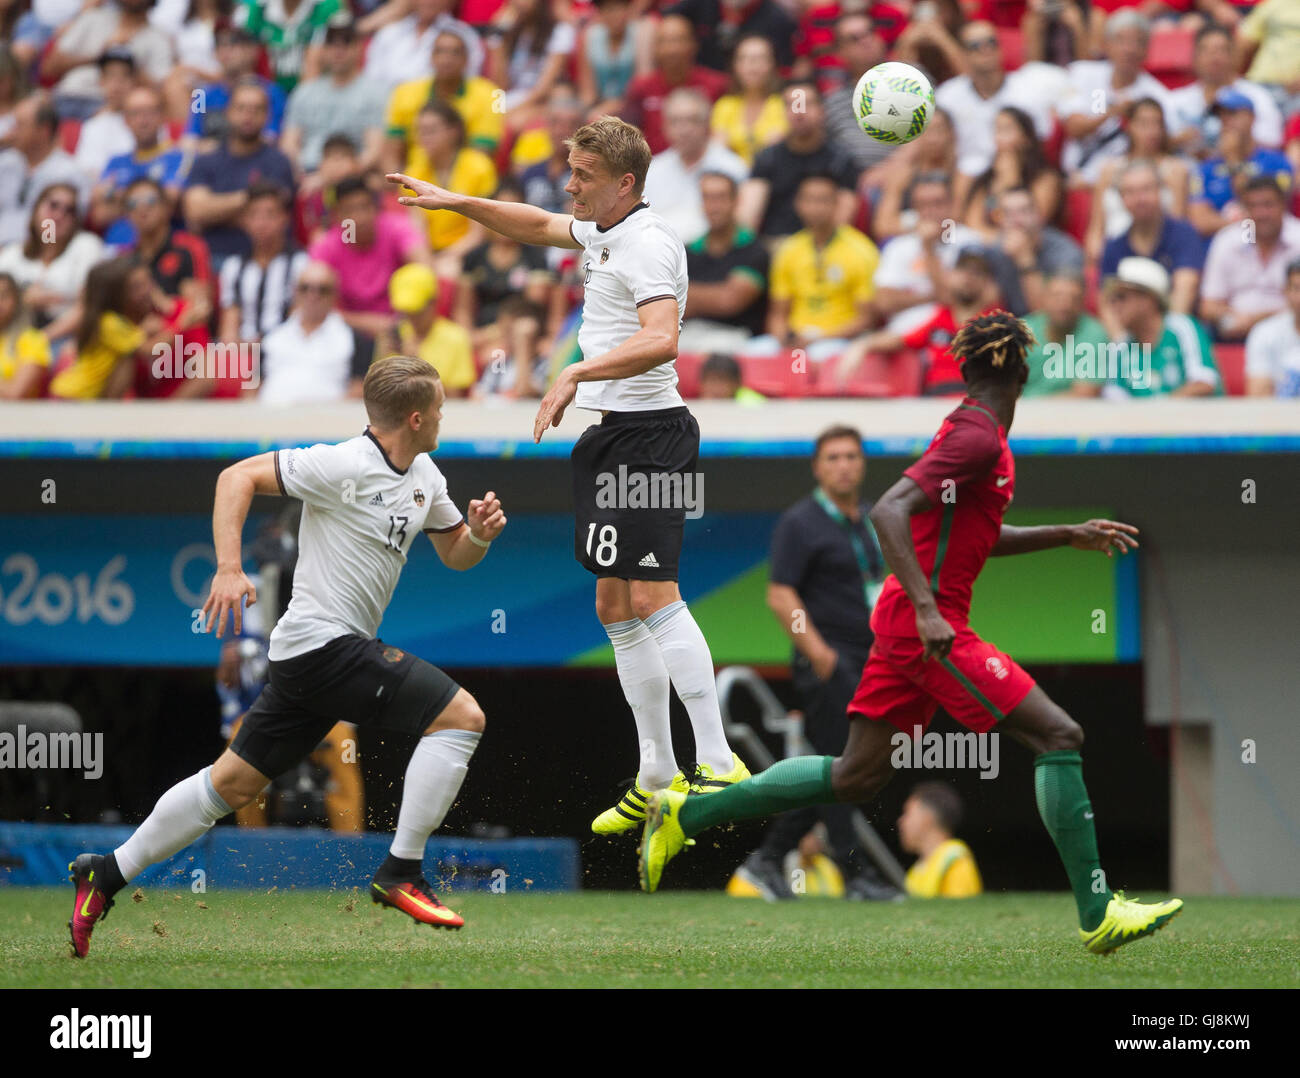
[68,356,506,957]
[388,115,749,835]
[639,310,1184,955]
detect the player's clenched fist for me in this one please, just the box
[387,172,456,211]
[467,491,507,543]
[202,566,257,638]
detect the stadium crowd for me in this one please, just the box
[0,0,1298,403]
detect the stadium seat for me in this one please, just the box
[1062,187,1094,246]
[1216,342,1245,396]
[1145,27,1196,89]
[996,27,1024,71]
[675,351,704,397]
[740,352,815,398]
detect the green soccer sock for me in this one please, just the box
[1034,749,1112,931]
[677,756,835,837]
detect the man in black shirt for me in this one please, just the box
[681,170,769,353]
[736,425,901,901]
[738,79,861,243]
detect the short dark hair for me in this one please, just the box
[813,424,863,460]
[1240,175,1286,201]
[246,180,291,211]
[1285,258,1300,285]
[331,174,373,205]
[909,170,952,200]
[124,175,166,201]
[1194,22,1233,48]
[797,171,840,193]
[321,133,359,158]
[701,353,741,383]
[698,170,738,195]
[911,782,963,834]
[782,76,823,105]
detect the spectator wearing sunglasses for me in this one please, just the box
[252,260,375,404]
[122,176,214,333]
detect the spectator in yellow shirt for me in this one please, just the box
[746,173,878,362]
[898,782,983,898]
[1237,0,1300,91]
[710,35,787,168]
[0,272,52,399]
[384,31,503,176]
[411,101,498,276]
[381,263,476,398]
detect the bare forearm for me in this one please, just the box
[443,191,562,246]
[572,325,675,383]
[213,467,258,570]
[768,585,833,664]
[440,526,490,570]
[991,524,1073,556]
[869,501,936,614]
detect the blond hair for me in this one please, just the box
[363,354,440,430]
[565,116,651,196]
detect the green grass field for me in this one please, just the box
[3,889,1296,989]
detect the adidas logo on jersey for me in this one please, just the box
[638,552,660,568]
[368,493,384,506]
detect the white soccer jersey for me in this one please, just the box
[268,430,464,661]
[569,202,687,412]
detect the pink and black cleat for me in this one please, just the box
[68,853,115,959]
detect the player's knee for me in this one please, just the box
[595,593,629,625]
[630,593,663,622]
[426,691,485,734]
[832,754,892,803]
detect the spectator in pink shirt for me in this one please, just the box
[307,174,431,338]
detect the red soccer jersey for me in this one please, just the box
[870,397,1015,638]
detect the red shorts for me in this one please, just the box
[849,627,1036,736]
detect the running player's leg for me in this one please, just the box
[633,579,736,778]
[597,576,675,790]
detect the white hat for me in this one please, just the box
[1106,256,1170,310]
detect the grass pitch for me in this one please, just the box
[2,889,1295,989]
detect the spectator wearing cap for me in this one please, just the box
[92,84,192,247]
[663,0,798,73]
[934,19,1063,181]
[364,0,486,92]
[832,246,1003,396]
[821,14,889,174]
[645,88,747,246]
[252,260,375,404]
[737,79,859,244]
[621,15,729,156]
[182,26,288,153]
[679,170,769,355]
[384,30,504,174]
[281,19,386,177]
[696,353,765,404]
[41,0,174,121]
[708,35,787,169]
[1188,89,1294,238]
[382,262,475,398]
[407,101,497,276]
[234,0,340,95]
[992,185,1083,311]
[744,173,878,363]
[308,173,430,337]
[182,79,295,266]
[0,92,90,247]
[1236,0,1300,100]
[1059,10,1174,187]
[1093,256,1220,399]
[73,49,139,183]
[1199,176,1300,342]
[217,181,307,345]
[1100,159,1203,327]
[1167,24,1283,160]
[1245,258,1300,398]
[1021,272,1112,398]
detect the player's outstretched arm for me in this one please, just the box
[991,520,1139,557]
[429,490,507,570]
[387,173,582,250]
[869,477,955,660]
[202,452,281,638]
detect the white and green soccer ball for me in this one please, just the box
[852,61,935,145]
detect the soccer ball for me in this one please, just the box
[852,62,935,145]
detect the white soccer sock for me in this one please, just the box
[605,617,677,790]
[113,766,233,883]
[390,729,481,860]
[644,600,733,775]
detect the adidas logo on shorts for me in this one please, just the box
[638,552,660,568]
[368,493,384,506]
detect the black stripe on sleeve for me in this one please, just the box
[568,219,579,246]
[422,517,466,535]
[273,450,287,496]
[635,294,676,308]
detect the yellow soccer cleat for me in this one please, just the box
[689,753,750,794]
[1079,891,1184,955]
[638,788,688,893]
[592,771,689,835]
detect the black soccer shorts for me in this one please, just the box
[570,406,700,581]
[230,634,461,779]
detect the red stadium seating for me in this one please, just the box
[811,349,923,397]
[675,351,704,398]
[740,352,817,397]
[1145,27,1196,90]
[1216,343,1246,396]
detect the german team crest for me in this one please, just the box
[413,489,425,507]
[600,247,610,264]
